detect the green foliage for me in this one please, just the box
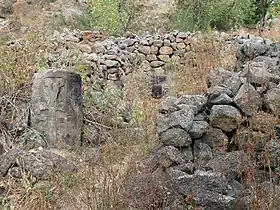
[131,101,145,123]
[168,0,280,32]
[74,62,88,84]
[75,0,138,36]
[168,0,256,31]
[44,186,53,201]
[267,0,280,19]
[0,197,10,210]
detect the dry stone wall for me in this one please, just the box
[47,29,257,98]
[48,29,198,85]
[136,37,280,209]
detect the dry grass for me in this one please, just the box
[236,27,280,43]
[167,36,237,96]
[0,31,241,209]
[2,5,280,209]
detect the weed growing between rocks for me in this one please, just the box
[2,1,280,209]
[0,28,240,209]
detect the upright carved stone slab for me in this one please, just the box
[30,69,83,149]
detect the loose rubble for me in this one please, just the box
[132,37,280,209]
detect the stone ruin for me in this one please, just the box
[47,29,202,99]
[2,28,280,209]
[48,29,197,80]
[128,37,280,209]
[46,29,256,100]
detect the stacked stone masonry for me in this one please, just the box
[47,29,251,82]
[48,29,198,82]
[146,37,280,209]
[46,29,260,100]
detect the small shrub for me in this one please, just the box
[168,0,262,31]
[75,0,140,36]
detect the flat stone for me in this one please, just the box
[207,68,233,87]
[153,40,163,47]
[104,59,119,68]
[157,106,194,134]
[139,38,149,45]
[146,54,157,62]
[177,42,185,49]
[206,151,247,180]
[200,127,229,153]
[158,55,170,62]
[126,46,136,52]
[159,128,192,147]
[153,146,185,168]
[240,62,280,84]
[158,96,179,114]
[181,147,194,162]
[169,34,176,42]
[20,149,77,180]
[107,68,119,74]
[194,142,213,166]
[151,46,158,54]
[153,67,165,75]
[167,169,235,209]
[176,94,208,114]
[150,61,165,68]
[222,74,242,96]
[0,148,24,176]
[124,38,137,46]
[176,37,183,43]
[138,45,151,55]
[164,39,171,46]
[173,49,185,56]
[210,93,233,105]
[177,32,188,39]
[83,53,99,62]
[159,46,173,55]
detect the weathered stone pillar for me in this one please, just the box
[30,69,83,149]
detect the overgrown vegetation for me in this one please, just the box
[167,35,236,95]
[2,0,280,209]
[168,0,280,32]
[75,0,141,35]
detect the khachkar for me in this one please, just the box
[30,69,83,149]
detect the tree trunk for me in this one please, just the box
[259,0,267,36]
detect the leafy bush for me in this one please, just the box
[168,0,257,31]
[168,0,280,32]
[75,0,139,36]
